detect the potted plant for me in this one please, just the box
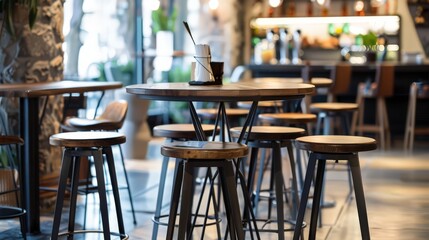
[362,31,378,62]
[151,5,177,56]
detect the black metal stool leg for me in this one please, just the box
[68,155,81,239]
[293,154,317,240]
[221,160,245,240]
[93,149,111,240]
[286,142,300,220]
[117,144,137,224]
[152,155,170,240]
[51,149,73,240]
[309,159,326,240]
[178,160,194,240]
[166,158,184,240]
[272,142,285,240]
[349,155,371,240]
[105,147,126,235]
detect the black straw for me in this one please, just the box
[183,21,196,46]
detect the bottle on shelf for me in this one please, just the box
[279,28,290,64]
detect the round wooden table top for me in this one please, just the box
[126,81,314,102]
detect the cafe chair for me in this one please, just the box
[50,132,128,240]
[230,126,306,240]
[151,123,219,240]
[404,81,429,151]
[0,136,26,239]
[293,135,377,240]
[61,100,137,226]
[351,63,394,150]
[161,141,249,240]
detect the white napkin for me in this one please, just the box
[194,44,214,82]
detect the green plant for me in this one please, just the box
[0,0,38,37]
[361,31,378,51]
[151,6,177,34]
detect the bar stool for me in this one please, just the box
[352,64,394,150]
[258,113,317,188]
[50,132,128,240]
[151,124,218,240]
[230,126,305,240]
[161,141,248,240]
[293,135,377,240]
[310,63,358,135]
[404,82,429,151]
[61,100,136,226]
[0,136,26,239]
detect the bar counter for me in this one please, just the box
[248,61,429,137]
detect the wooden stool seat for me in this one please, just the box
[295,135,377,153]
[293,135,377,240]
[238,100,283,109]
[259,113,317,125]
[161,141,248,160]
[230,126,306,141]
[49,131,126,147]
[311,78,333,88]
[310,102,358,112]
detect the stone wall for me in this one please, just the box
[0,0,65,207]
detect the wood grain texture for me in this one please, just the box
[230,126,306,141]
[259,113,317,124]
[310,102,358,112]
[126,81,314,102]
[49,132,126,147]
[296,135,377,153]
[237,100,284,108]
[153,124,218,139]
[161,141,248,159]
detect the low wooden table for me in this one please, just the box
[0,80,122,234]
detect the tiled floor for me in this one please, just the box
[1,137,429,239]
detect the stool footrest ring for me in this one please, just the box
[58,229,129,239]
[152,213,222,227]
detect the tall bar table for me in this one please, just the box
[127,81,314,237]
[0,80,122,234]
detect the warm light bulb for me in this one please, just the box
[355,1,365,12]
[208,0,219,10]
[269,0,282,8]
